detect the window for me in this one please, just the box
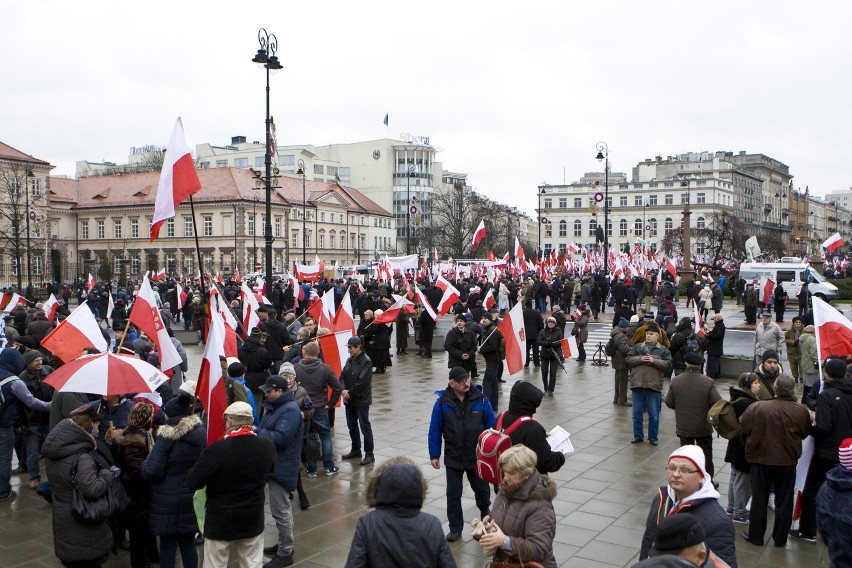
[291,231,298,247]
[634,196,643,206]
[696,242,705,254]
[203,216,213,237]
[274,217,281,237]
[279,155,295,166]
[559,198,567,208]
[573,220,582,237]
[255,156,264,168]
[200,162,210,169]
[166,219,174,237]
[543,198,552,209]
[665,194,673,205]
[131,258,140,274]
[635,219,643,235]
[650,218,657,236]
[327,166,338,177]
[696,216,706,229]
[665,218,673,234]
[589,218,597,236]
[648,195,657,206]
[620,219,628,236]
[215,159,228,168]
[696,193,706,204]
[313,164,324,174]
[130,219,139,239]
[339,167,350,178]
[248,215,255,236]
[184,217,194,237]
[81,221,89,240]
[31,178,40,197]
[33,256,42,276]
[318,232,325,249]
[234,158,248,168]
[114,257,122,275]
[681,193,689,204]
[544,225,552,238]
[320,212,325,222]
[574,197,582,208]
[113,220,122,239]
[606,218,612,237]
[97,220,105,239]
[340,235,345,248]
[558,220,567,237]
[620,196,627,207]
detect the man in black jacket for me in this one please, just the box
[444,315,477,377]
[340,337,374,465]
[258,307,286,374]
[238,329,273,399]
[478,313,503,411]
[522,301,543,368]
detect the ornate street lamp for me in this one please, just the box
[595,143,610,274]
[296,160,307,264]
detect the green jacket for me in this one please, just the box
[799,326,818,375]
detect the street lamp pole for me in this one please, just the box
[25,170,33,291]
[595,143,610,274]
[406,164,414,254]
[297,159,306,264]
[252,28,282,279]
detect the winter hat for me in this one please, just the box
[449,366,469,382]
[179,380,197,397]
[127,402,154,429]
[546,316,557,324]
[824,358,847,380]
[649,512,706,557]
[279,362,296,377]
[228,361,247,377]
[761,349,779,363]
[668,445,706,480]
[23,350,43,366]
[224,401,254,418]
[839,438,852,470]
[481,312,493,322]
[630,315,640,323]
[618,318,629,328]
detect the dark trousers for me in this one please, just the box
[748,464,796,546]
[678,435,715,477]
[159,534,197,568]
[541,358,558,393]
[345,405,374,456]
[799,454,836,537]
[525,341,540,366]
[127,516,159,568]
[745,306,757,324]
[482,358,500,412]
[613,369,629,404]
[577,342,586,361]
[445,466,491,533]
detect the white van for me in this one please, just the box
[738,262,839,301]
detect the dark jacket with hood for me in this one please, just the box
[295,357,342,410]
[502,381,565,474]
[668,318,701,371]
[536,326,563,361]
[345,459,455,568]
[817,464,852,568]
[723,385,759,472]
[443,325,477,370]
[238,338,273,394]
[609,326,631,371]
[812,376,852,462]
[141,415,207,536]
[257,389,303,491]
[489,470,558,568]
[42,419,114,563]
[428,384,495,470]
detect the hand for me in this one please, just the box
[642,354,653,364]
[430,458,440,470]
[478,523,506,553]
[462,353,469,360]
[341,389,350,401]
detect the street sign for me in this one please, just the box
[255,262,262,270]
[409,206,417,214]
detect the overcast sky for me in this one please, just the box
[3,1,851,216]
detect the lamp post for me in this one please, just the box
[537,185,548,259]
[595,143,610,274]
[251,27,282,279]
[680,179,692,273]
[406,164,415,254]
[296,159,307,264]
[252,195,258,271]
[25,169,34,291]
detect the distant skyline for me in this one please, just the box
[3,1,851,218]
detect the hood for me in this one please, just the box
[113,425,152,448]
[802,325,815,335]
[675,318,692,333]
[0,347,24,378]
[241,339,261,353]
[366,457,426,509]
[297,358,324,373]
[156,415,204,443]
[41,419,96,460]
[505,470,558,502]
[507,380,543,416]
[825,464,852,492]
[826,377,852,395]
[666,472,721,508]
[729,385,757,401]
[610,327,625,338]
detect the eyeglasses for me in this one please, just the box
[666,466,699,476]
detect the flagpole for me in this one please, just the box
[207,278,249,337]
[188,195,208,341]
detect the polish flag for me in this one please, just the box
[496,301,526,376]
[240,281,261,339]
[693,302,705,338]
[150,117,203,242]
[503,251,511,262]
[471,219,487,250]
[131,392,163,418]
[487,250,496,262]
[105,293,115,324]
[483,289,496,311]
[414,286,438,322]
[758,276,775,305]
[129,276,183,370]
[233,265,242,283]
[152,268,166,282]
[85,273,96,294]
[665,259,677,280]
[318,288,337,330]
[317,329,353,377]
[400,272,414,300]
[374,294,415,324]
[41,300,108,363]
[559,337,579,358]
[41,294,60,322]
[567,242,579,254]
[176,283,187,311]
[208,287,238,357]
[435,274,461,315]
[514,237,525,261]
[333,291,356,336]
[812,296,852,360]
[1,293,25,313]
[215,270,224,285]
[288,274,304,308]
[196,308,228,444]
[822,232,845,254]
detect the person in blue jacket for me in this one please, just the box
[428,366,495,543]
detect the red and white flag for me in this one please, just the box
[559,337,579,358]
[812,296,852,360]
[150,117,202,242]
[196,308,228,444]
[128,276,183,370]
[483,289,496,311]
[175,283,187,311]
[471,219,487,250]
[208,287,238,357]
[665,259,677,280]
[41,300,108,363]
[496,301,526,376]
[317,329,353,377]
[400,272,414,300]
[85,273,96,294]
[233,265,242,283]
[333,291,356,336]
[240,281,261,339]
[514,237,525,261]
[132,392,163,418]
[105,293,115,324]
[435,274,460,315]
[414,286,438,322]
[374,294,415,324]
[318,288,337,330]
[822,232,845,254]
[693,302,705,338]
[758,276,775,305]
[42,294,60,322]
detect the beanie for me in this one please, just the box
[618,317,629,328]
[840,438,852,470]
[761,349,779,363]
[668,445,706,480]
[824,358,847,380]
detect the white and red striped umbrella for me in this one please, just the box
[44,352,169,396]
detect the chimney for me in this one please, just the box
[231,136,247,145]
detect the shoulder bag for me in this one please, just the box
[70,453,130,525]
[487,537,546,568]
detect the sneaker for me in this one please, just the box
[631,438,644,444]
[263,553,294,568]
[263,544,279,556]
[341,450,362,460]
[733,514,750,523]
[305,471,317,478]
[446,531,462,542]
[0,491,16,502]
[789,529,816,543]
[649,440,658,446]
[325,466,340,476]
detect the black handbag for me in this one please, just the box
[306,426,322,461]
[70,453,130,525]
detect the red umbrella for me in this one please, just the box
[44,352,170,396]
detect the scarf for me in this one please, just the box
[225,426,256,438]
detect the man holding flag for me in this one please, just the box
[477,312,504,411]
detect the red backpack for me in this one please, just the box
[475,412,533,485]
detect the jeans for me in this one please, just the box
[24,423,48,480]
[536,298,547,313]
[445,467,491,533]
[0,426,13,498]
[345,405,374,456]
[631,388,661,441]
[159,534,198,568]
[267,480,294,555]
[306,410,335,473]
[482,359,500,411]
[728,466,751,518]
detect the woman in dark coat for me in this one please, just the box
[589,282,602,321]
[724,373,760,522]
[42,405,114,568]
[773,282,788,323]
[367,310,392,373]
[537,317,563,395]
[357,310,375,362]
[395,309,410,355]
[141,408,207,568]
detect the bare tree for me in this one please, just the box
[694,212,748,269]
[81,150,166,177]
[757,230,788,258]
[0,165,30,289]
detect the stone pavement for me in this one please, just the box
[0,336,830,567]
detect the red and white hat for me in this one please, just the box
[668,445,706,479]
[840,438,852,470]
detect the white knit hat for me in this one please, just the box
[840,438,852,470]
[668,445,706,480]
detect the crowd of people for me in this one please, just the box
[0,262,848,568]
